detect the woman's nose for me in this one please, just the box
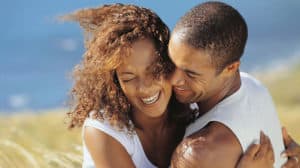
[137,77,154,95]
[139,78,153,91]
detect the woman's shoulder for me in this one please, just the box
[83,122,136,167]
[83,110,136,154]
[83,110,133,136]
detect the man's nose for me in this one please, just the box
[170,68,185,86]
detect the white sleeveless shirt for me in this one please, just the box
[185,72,286,168]
[82,116,156,168]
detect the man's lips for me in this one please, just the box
[173,86,189,93]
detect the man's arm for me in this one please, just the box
[171,121,243,168]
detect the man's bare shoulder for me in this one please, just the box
[171,121,243,168]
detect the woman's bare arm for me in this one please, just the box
[236,132,274,168]
[84,126,135,168]
[281,127,300,168]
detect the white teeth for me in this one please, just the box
[141,92,160,105]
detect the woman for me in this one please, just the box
[64,4,298,168]
[65,4,193,167]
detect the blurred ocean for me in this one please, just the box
[1,0,300,112]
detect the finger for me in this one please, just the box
[281,158,298,168]
[245,143,261,158]
[266,135,275,162]
[282,127,293,146]
[281,142,300,158]
[260,131,266,144]
[257,131,269,158]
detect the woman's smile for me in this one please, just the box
[141,91,161,105]
[117,39,173,118]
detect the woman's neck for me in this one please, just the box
[131,108,170,133]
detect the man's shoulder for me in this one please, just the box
[172,121,243,168]
[240,72,270,96]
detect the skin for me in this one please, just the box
[84,37,298,168]
[168,31,300,168]
[84,126,135,168]
[281,127,300,168]
[171,122,243,168]
[116,38,172,119]
[85,38,279,168]
[169,33,241,116]
[117,38,184,167]
[84,38,185,168]
[236,132,275,168]
[171,123,275,168]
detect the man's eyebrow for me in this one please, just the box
[183,69,202,76]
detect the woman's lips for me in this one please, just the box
[141,91,160,105]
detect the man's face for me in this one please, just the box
[168,32,229,104]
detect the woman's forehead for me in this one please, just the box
[120,39,157,66]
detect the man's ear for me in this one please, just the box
[223,61,240,75]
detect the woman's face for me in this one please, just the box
[116,38,172,118]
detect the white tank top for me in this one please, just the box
[82,116,156,168]
[185,72,286,168]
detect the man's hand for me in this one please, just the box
[281,127,300,168]
[236,131,274,168]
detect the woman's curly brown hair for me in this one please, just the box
[63,3,196,132]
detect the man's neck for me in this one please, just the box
[197,72,241,117]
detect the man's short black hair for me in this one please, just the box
[174,1,248,73]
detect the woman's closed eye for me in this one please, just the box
[119,72,136,83]
[121,77,136,83]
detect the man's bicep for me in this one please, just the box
[84,126,135,168]
[171,122,243,168]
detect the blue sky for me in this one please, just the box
[1,0,300,112]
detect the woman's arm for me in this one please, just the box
[236,132,274,168]
[84,126,135,168]
[281,127,300,168]
[237,129,300,168]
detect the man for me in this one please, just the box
[168,1,300,168]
